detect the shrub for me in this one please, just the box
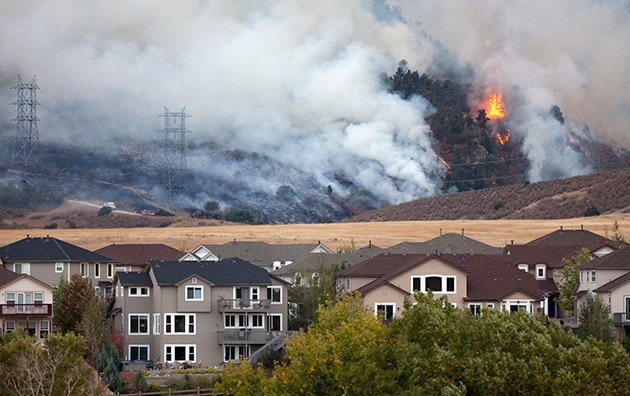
[97,206,112,216]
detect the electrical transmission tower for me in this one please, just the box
[11,74,39,167]
[159,107,191,193]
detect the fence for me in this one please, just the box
[121,388,221,396]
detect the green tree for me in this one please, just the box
[0,329,106,396]
[577,293,616,344]
[556,247,591,313]
[610,220,626,248]
[288,262,339,330]
[54,273,99,334]
[203,200,219,211]
[95,343,121,393]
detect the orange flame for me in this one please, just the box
[496,129,510,145]
[438,156,451,170]
[487,92,505,120]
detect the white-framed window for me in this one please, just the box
[129,287,150,297]
[107,263,114,278]
[186,286,203,301]
[14,263,30,275]
[5,321,15,333]
[39,321,49,338]
[165,345,196,362]
[536,264,546,279]
[411,275,456,294]
[235,286,259,307]
[267,286,282,304]
[34,292,43,307]
[129,314,150,334]
[223,345,249,362]
[224,314,237,328]
[268,314,282,331]
[6,292,15,306]
[95,286,100,296]
[469,303,482,315]
[503,301,532,314]
[94,263,100,278]
[80,262,89,277]
[487,303,495,309]
[238,314,248,328]
[591,270,596,282]
[517,264,529,272]
[55,262,64,273]
[153,314,161,335]
[375,303,395,324]
[165,314,195,334]
[250,314,264,328]
[129,345,150,361]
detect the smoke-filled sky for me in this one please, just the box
[1,0,629,203]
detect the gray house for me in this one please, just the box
[112,258,289,367]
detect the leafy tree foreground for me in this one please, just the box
[217,293,630,395]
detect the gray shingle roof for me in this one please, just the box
[150,257,271,286]
[0,236,115,262]
[386,233,503,255]
[117,271,153,286]
[580,245,630,270]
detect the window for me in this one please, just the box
[224,314,236,328]
[5,321,15,333]
[165,314,195,334]
[536,264,546,279]
[411,276,456,294]
[186,286,203,301]
[39,321,49,338]
[375,303,395,324]
[591,270,596,282]
[129,287,150,297]
[224,345,249,362]
[34,292,43,307]
[235,286,259,308]
[469,304,482,315]
[165,345,196,362]
[129,345,149,361]
[129,314,149,334]
[517,264,529,272]
[6,292,15,306]
[107,263,114,278]
[80,262,89,277]
[14,263,30,275]
[55,262,64,273]
[153,314,161,335]
[238,314,248,328]
[268,314,282,331]
[267,286,282,304]
[94,263,100,278]
[250,314,264,328]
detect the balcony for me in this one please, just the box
[217,299,271,313]
[613,313,630,326]
[0,303,52,317]
[217,329,281,344]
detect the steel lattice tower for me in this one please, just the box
[11,75,39,166]
[159,107,191,193]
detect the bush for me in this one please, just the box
[584,206,600,217]
[97,206,112,216]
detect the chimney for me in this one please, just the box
[560,226,563,232]
[369,240,372,248]
[440,228,442,237]
[581,224,584,230]
[233,238,236,244]
[461,228,465,236]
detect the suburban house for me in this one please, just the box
[525,225,616,256]
[0,236,116,295]
[337,253,544,322]
[111,258,289,367]
[180,240,334,272]
[386,230,504,255]
[0,265,55,338]
[94,243,181,273]
[574,246,630,339]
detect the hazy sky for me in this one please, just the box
[1,0,628,202]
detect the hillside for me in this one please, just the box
[346,168,630,222]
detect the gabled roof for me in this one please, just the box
[95,243,180,266]
[580,245,630,270]
[387,233,503,255]
[190,241,332,266]
[0,266,54,290]
[501,245,584,269]
[150,257,271,286]
[526,227,613,248]
[594,271,630,293]
[271,245,385,277]
[337,253,431,278]
[117,271,153,287]
[0,236,115,262]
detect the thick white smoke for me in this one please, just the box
[0,0,628,203]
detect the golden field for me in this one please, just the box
[1,215,628,251]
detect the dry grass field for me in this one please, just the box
[1,214,628,251]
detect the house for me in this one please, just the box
[574,246,630,339]
[0,265,55,338]
[386,231,503,255]
[181,240,334,272]
[111,258,289,366]
[94,243,181,273]
[526,225,615,256]
[337,253,544,322]
[0,236,116,295]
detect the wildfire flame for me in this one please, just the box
[496,129,510,145]
[486,92,505,120]
[438,156,451,170]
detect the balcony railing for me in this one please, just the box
[217,299,270,312]
[0,304,52,317]
[217,330,282,344]
[613,313,630,326]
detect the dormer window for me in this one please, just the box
[535,264,546,279]
[517,264,529,272]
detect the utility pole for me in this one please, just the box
[11,75,39,167]
[159,107,190,193]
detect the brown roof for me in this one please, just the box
[0,265,22,286]
[386,233,503,255]
[94,243,180,266]
[526,227,613,248]
[501,245,584,269]
[580,245,630,270]
[337,253,431,278]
